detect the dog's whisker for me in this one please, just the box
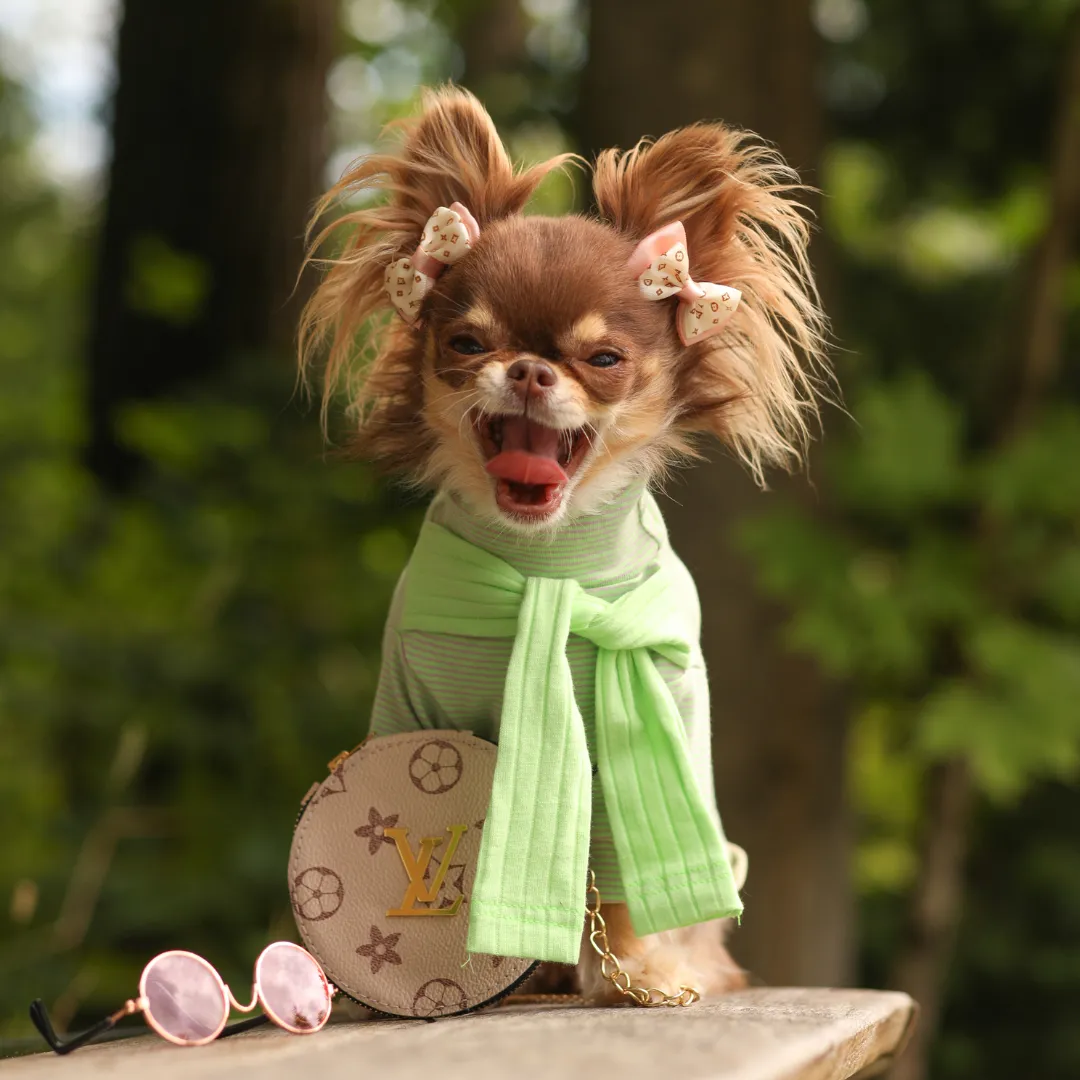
[456,399,485,442]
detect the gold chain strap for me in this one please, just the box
[585,870,700,1008]
[504,872,701,1009]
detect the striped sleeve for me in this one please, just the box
[368,625,427,735]
[368,572,441,736]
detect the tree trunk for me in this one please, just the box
[577,0,854,988]
[888,761,974,1080]
[86,0,337,488]
[458,0,529,117]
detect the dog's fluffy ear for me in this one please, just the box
[593,126,829,481]
[299,87,569,433]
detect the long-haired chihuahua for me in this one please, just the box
[298,87,827,1002]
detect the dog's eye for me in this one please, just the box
[449,335,488,356]
[587,352,622,368]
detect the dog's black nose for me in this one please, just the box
[506,358,557,398]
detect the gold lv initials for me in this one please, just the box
[384,825,468,917]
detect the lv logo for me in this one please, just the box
[384,825,467,917]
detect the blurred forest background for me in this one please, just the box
[1,0,1079,1076]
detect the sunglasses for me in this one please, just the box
[30,941,335,1054]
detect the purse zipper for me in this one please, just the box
[296,738,369,822]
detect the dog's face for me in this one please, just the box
[300,89,825,518]
[420,216,679,529]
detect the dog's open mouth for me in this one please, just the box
[476,414,592,518]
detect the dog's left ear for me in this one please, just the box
[298,87,572,451]
[593,125,829,481]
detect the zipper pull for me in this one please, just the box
[327,737,368,773]
[300,736,373,811]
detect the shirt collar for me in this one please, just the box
[427,478,666,591]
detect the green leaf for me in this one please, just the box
[822,141,891,260]
[124,234,211,326]
[741,510,983,685]
[831,371,967,516]
[1035,545,1080,624]
[917,621,1080,797]
[850,704,921,893]
[978,408,1080,521]
[116,401,270,472]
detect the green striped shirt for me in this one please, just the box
[369,481,724,901]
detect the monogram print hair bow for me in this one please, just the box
[384,202,481,324]
[627,221,742,346]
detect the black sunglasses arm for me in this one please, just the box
[29,998,138,1055]
[220,1015,272,1038]
[29,997,272,1055]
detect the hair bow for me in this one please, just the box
[384,202,481,324]
[628,222,741,346]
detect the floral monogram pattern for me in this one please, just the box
[384,204,479,323]
[318,764,347,799]
[679,281,741,343]
[356,925,402,975]
[354,806,400,856]
[638,243,689,299]
[291,866,344,922]
[383,257,432,321]
[412,978,468,1017]
[419,207,474,263]
[409,739,464,794]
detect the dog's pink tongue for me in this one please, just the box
[487,451,566,486]
[485,417,568,486]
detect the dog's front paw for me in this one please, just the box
[577,906,747,1005]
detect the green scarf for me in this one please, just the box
[399,520,743,964]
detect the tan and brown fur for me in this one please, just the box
[299,87,828,999]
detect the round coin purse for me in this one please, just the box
[289,731,538,1019]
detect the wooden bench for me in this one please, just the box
[2,988,915,1080]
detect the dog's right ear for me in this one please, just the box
[592,125,829,481]
[298,87,569,428]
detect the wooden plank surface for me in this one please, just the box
[2,987,915,1080]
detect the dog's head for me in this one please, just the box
[300,88,826,530]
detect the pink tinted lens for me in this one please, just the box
[257,943,331,1033]
[143,953,227,1044]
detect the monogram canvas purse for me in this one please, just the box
[290,730,749,1018]
[289,731,537,1018]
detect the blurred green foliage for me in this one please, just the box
[0,66,423,1045]
[125,235,212,326]
[743,372,1080,795]
[740,2,1080,1073]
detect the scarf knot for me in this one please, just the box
[569,573,693,667]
